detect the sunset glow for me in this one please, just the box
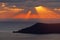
[35,6,60,18]
[54,8,60,11]
[13,6,60,19]
[0,5,60,19]
[1,3,6,7]
[25,11,31,19]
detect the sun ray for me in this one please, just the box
[35,6,60,18]
[35,6,43,18]
[25,11,31,19]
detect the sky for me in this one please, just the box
[0,0,60,23]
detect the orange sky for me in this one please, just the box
[0,6,60,19]
[13,6,60,19]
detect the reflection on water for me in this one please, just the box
[0,22,35,32]
[0,32,60,40]
[0,21,60,40]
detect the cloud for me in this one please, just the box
[6,0,42,8]
[0,0,60,22]
[42,0,60,1]
[0,0,59,9]
[53,8,60,14]
[44,2,60,8]
[0,0,60,2]
[0,0,26,2]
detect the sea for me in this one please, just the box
[0,22,60,40]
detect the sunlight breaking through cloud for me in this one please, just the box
[0,4,60,20]
[35,6,60,18]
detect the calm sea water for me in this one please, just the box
[0,22,60,40]
[0,22,35,32]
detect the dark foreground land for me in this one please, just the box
[13,23,60,34]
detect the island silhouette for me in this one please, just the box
[13,23,60,34]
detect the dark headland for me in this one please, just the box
[13,23,60,34]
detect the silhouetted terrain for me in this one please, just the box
[13,23,60,34]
